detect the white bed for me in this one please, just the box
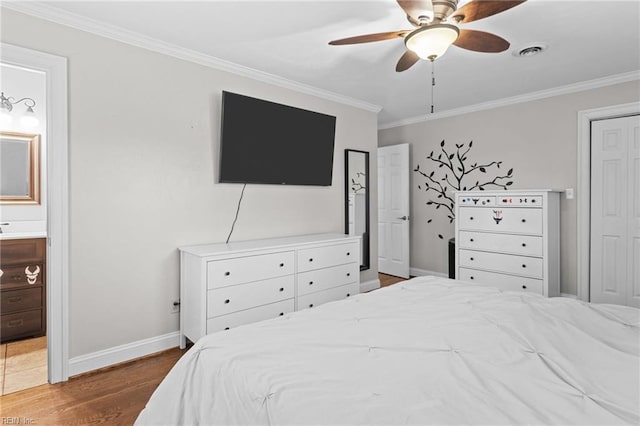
[136,276,640,425]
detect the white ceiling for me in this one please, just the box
[13,1,640,126]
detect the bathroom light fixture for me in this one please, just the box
[0,91,39,128]
[404,23,460,61]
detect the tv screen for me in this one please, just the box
[219,91,337,186]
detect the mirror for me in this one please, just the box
[0,131,40,204]
[345,149,370,271]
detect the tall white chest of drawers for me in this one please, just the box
[179,233,360,348]
[455,190,560,297]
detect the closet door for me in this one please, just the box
[590,115,640,307]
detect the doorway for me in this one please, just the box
[577,102,640,306]
[1,43,69,384]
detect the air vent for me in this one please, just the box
[513,43,548,58]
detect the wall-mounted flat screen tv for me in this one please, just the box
[219,91,336,186]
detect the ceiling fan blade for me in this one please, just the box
[396,50,420,72]
[453,29,510,53]
[451,0,526,24]
[396,0,434,24]
[329,30,410,45]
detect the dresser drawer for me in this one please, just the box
[297,242,359,272]
[297,282,359,310]
[206,299,294,333]
[297,263,359,296]
[207,251,294,289]
[207,275,294,317]
[0,263,44,289]
[1,309,42,342]
[458,268,544,294]
[1,288,42,314]
[458,207,543,234]
[0,238,46,265]
[459,249,543,278]
[458,231,543,257]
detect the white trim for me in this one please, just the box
[410,267,448,278]
[1,43,70,384]
[560,293,578,299]
[68,332,180,377]
[2,2,382,114]
[380,71,640,130]
[576,102,640,302]
[360,278,381,293]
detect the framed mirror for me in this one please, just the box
[344,149,370,271]
[0,131,41,204]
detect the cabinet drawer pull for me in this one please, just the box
[470,238,474,242]
[224,327,230,330]
[522,264,527,268]
[224,299,230,304]
[346,293,351,297]
[470,217,474,220]
[346,273,351,277]
[7,296,22,303]
[470,257,474,261]
[521,219,526,223]
[522,285,527,289]
[309,303,314,308]
[279,263,284,267]
[279,312,284,316]
[309,258,313,262]
[224,271,230,276]
[470,276,474,280]
[279,287,284,292]
[309,281,313,285]
[8,319,23,328]
[522,243,527,247]
[347,252,351,256]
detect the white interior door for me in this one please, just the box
[590,115,640,307]
[378,144,410,278]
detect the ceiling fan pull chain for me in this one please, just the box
[430,58,436,114]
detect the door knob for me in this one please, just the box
[397,216,409,221]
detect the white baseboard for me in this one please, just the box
[560,293,578,299]
[360,278,381,293]
[68,331,180,377]
[410,267,448,278]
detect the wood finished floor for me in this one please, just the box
[0,274,407,424]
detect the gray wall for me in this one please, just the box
[379,80,640,295]
[1,8,379,358]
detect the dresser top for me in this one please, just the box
[179,233,359,257]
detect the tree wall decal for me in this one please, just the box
[414,140,515,239]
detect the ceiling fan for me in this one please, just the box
[328,0,527,72]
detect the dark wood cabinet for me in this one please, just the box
[0,238,46,343]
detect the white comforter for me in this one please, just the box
[136,276,640,425]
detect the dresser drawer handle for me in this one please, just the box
[224,299,230,304]
[7,296,22,303]
[309,281,313,285]
[347,252,351,256]
[470,257,474,261]
[470,276,474,280]
[470,217,474,220]
[521,219,526,223]
[522,285,527,289]
[470,238,474,242]
[224,272,230,276]
[279,287,284,292]
[522,264,527,268]
[522,243,527,247]
[309,303,314,308]
[309,258,313,262]
[8,319,23,328]
[279,312,284,316]
[224,327,230,330]
[279,263,284,267]
[346,273,351,277]
[346,293,351,297]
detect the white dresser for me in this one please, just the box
[179,233,360,348]
[454,190,560,297]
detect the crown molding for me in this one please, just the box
[379,70,640,130]
[2,2,382,114]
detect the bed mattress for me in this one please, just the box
[136,276,640,425]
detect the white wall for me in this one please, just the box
[379,80,640,295]
[0,63,47,235]
[1,8,378,358]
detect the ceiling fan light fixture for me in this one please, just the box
[404,24,459,61]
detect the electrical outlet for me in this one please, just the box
[171,300,180,314]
